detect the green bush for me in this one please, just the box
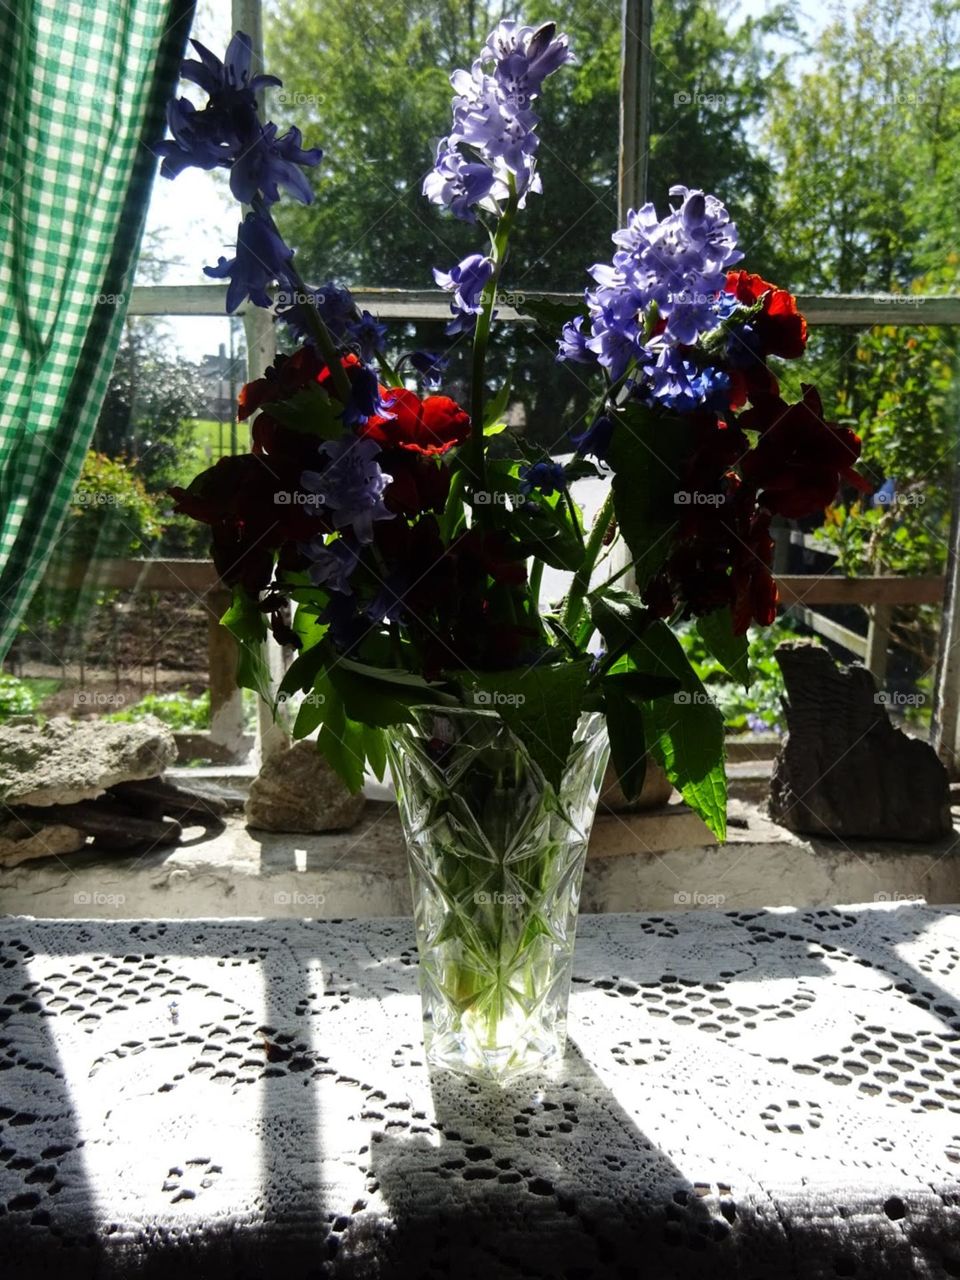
[0,673,39,721]
[107,690,210,731]
[678,616,817,735]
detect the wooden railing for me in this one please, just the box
[39,558,946,760]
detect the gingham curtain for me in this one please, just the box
[0,0,194,659]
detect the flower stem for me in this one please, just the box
[562,489,615,635]
[253,199,353,406]
[468,184,519,520]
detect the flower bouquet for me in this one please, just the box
[161,21,869,1079]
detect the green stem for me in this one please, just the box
[562,489,615,635]
[468,183,520,519]
[253,199,353,406]
[529,557,543,609]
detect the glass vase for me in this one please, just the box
[387,707,609,1081]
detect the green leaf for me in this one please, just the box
[278,639,330,702]
[697,606,751,690]
[466,660,591,791]
[363,724,388,782]
[482,379,511,430]
[514,295,585,335]
[316,696,366,794]
[258,384,343,438]
[607,403,693,592]
[328,664,417,729]
[602,669,682,701]
[591,588,649,653]
[484,421,508,437]
[292,684,328,738]
[603,691,646,801]
[220,588,272,703]
[630,622,727,839]
[510,484,585,573]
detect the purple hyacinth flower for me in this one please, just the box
[301,436,394,544]
[300,535,360,594]
[204,212,295,313]
[557,315,594,364]
[347,311,389,363]
[276,279,358,343]
[398,349,448,390]
[320,591,368,653]
[229,123,323,207]
[423,141,499,222]
[482,21,575,103]
[433,253,494,335]
[181,32,281,98]
[157,32,282,180]
[642,346,730,414]
[519,459,567,496]
[341,362,387,428]
[571,413,615,464]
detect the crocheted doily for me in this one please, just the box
[0,904,957,1278]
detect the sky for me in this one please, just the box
[141,0,835,360]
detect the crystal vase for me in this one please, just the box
[387,707,609,1081]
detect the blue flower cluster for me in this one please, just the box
[559,187,744,418]
[158,33,322,314]
[426,21,573,334]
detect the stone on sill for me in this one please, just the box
[769,643,952,842]
[245,739,366,833]
[0,715,178,807]
[0,816,87,866]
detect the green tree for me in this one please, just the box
[763,0,960,413]
[266,0,799,447]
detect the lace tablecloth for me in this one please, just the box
[1,904,958,1279]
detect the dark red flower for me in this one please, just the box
[169,453,317,593]
[381,451,451,517]
[238,346,326,420]
[725,270,808,360]
[360,388,470,456]
[739,385,870,518]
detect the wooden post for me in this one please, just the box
[864,603,892,685]
[932,443,960,775]
[618,0,653,224]
[206,588,246,755]
[231,0,291,766]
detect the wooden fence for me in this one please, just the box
[41,557,946,760]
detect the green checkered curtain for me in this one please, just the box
[0,0,194,659]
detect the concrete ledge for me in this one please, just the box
[1,797,958,919]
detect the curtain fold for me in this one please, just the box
[0,0,195,659]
